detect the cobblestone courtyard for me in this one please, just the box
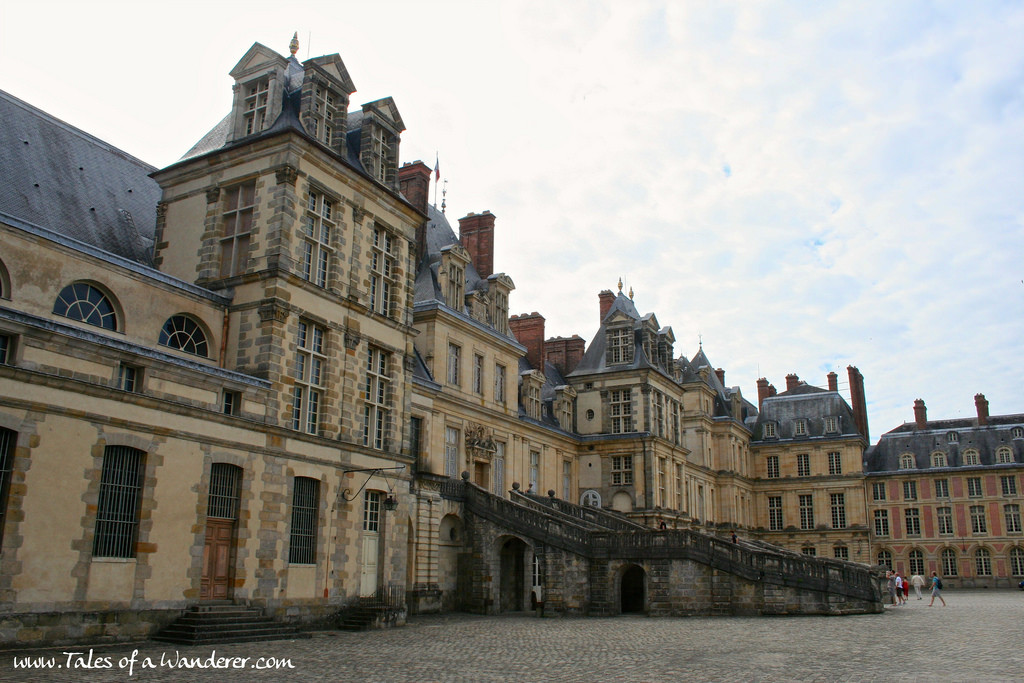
[1,590,1021,682]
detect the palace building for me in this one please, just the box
[0,36,1019,644]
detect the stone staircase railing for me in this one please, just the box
[510,490,649,532]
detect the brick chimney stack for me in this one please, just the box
[598,290,615,324]
[914,399,928,430]
[756,378,771,410]
[785,373,800,391]
[975,393,989,426]
[847,366,869,441]
[458,211,496,279]
[715,368,725,386]
[545,335,586,376]
[509,313,546,371]
[398,161,431,259]
[827,372,838,392]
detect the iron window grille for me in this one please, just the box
[289,477,320,564]
[93,446,144,558]
[207,463,241,519]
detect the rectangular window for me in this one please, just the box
[830,493,847,528]
[370,227,397,317]
[797,453,810,477]
[794,420,807,437]
[373,127,391,183]
[833,546,849,561]
[903,480,917,501]
[942,549,959,576]
[824,416,838,433]
[447,343,461,386]
[493,442,506,495]
[530,450,540,490]
[934,478,949,498]
[611,455,633,486]
[292,321,325,434]
[657,458,667,506]
[363,346,390,450]
[0,334,11,364]
[222,390,240,416]
[0,428,16,547]
[301,190,334,287]
[220,181,256,277]
[1002,475,1017,496]
[444,427,459,478]
[609,389,633,433]
[363,490,381,532]
[799,494,814,530]
[118,363,141,392]
[1004,504,1021,533]
[494,363,506,404]
[473,354,484,395]
[768,496,783,531]
[937,506,954,535]
[766,455,779,479]
[675,463,684,511]
[563,460,572,500]
[874,509,890,536]
[970,504,987,534]
[763,422,777,438]
[312,85,335,145]
[872,482,886,501]
[409,416,423,463]
[801,547,816,556]
[243,78,269,134]
[288,477,319,564]
[967,477,982,497]
[93,446,144,558]
[606,328,633,364]
[828,452,842,476]
[904,507,920,536]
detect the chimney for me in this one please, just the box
[914,399,928,430]
[785,373,800,391]
[827,372,838,392]
[545,335,586,376]
[975,393,989,426]
[398,161,431,259]
[756,378,771,410]
[847,366,869,441]
[768,384,777,398]
[598,290,615,325]
[715,368,725,386]
[508,312,546,371]
[458,211,496,279]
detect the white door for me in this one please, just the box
[360,533,379,596]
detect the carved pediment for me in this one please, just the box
[465,423,497,461]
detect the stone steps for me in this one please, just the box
[152,604,308,645]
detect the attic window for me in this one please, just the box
[373,127,392,183]
[606,327,633,365]
[244,78,269,135]
[763,422,777,438]
[824,416,838,433]
[947,431,959,443]
[794,419,808,437]
[311,85,335,145]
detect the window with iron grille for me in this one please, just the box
[967,477,982,497]
[444,427,459,478]
[289,477,319,564]
[363,346,390,450]
[1002,475,1017,496]
[909,549,925,575]
[766,455,779,478]
[934,478,949,498]
[370,227,397,316]
[363,490,381,532]
[207,463,241,519]
[292,321,325,434]
[54,282,118,330]
[0,428,15,547]
[301,190,334,288]
[937,506,954,535]
[799,494,814,530]
[874,509,889,536]
[611,455,633,486]
[93,446,144,558]
[828,451,842,475]
[872,482,886,501]
[609,389,632,433]
[904,507,920,535]
[942,548,958,575]
[833,546,848,560]
[831,493,847,528]
[970,505,987,534]
[768,496,783,531]
[903,480,917,500]
[1005,504,1021,534]
[796,453,810,477]
[220,182,256,278]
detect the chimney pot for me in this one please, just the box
[827,372,838,392]
[975,393,989,426]
[756,377,770,410]
[715,368,725,386]
[785,373,800,391]
[598,290,616,325]
[914,399,928,430]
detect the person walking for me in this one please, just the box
[911,573,925,599]
[894,572,904,605]
[928,571,946,606]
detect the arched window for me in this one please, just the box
[877,549,892,569]
[931,452,947,468]
[996,447,1013,464]
[963,449,980,466]
[941,547,958,576]
[899,453,915,470]
[974,548,992,576]
[159,315,209,357]
[1010,547,1024,577]
[908,549,925,576]
[53,282,117,331]
[0,257,10,299]
[580,490,602,508]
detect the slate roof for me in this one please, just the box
[752,385,861,442]
[569,291,662,376]
[413,204,488,308]
[0,90,160,264]
[863,414,1024,472]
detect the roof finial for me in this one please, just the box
[628,286,634,300]
[289,32,300,56]
[441,179,448,215]
[617,277,623,293]
[698,333,703,349]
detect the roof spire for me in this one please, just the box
[289,32,300,56]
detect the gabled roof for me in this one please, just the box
[229,42,288,79]
[305,53,356,95]
[0,89,159,264]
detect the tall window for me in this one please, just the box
[292,321,325,434]
[828,452,842,475]
[0,428,15,547]
[370,227,397,316]
[942,548,958,576]
[363,490,381,532]
[799,494,814,530]
[93,446,144,558]
[904,508,920,536]
[872,482,886,501]
[563,460,572,500]
[606,328,633,364]
[445,261,464,310]
[768,496,783,531]
[529,451,540,489]
[311,85,335,145]
[796,454,810,477]
[934,479,949,498]
[207,463,241,519]
[967,477,983,497]
[766,455,780,479]
[159,315,209,357]
[937,506,954,535]
[288,477,319,564]
[363,347,390,450]
[1005,504,1022,534]
[874,509,890,537]
[220,182,256,277]
[243,78,269,135]
[975,548,992,576]
[794,419,807,437]
[493,442,505,495]
[657,458,667,506]
[372,127,391,183]
[447,343,460,386]
[1001,475,1018,496]
[302,191,334,288]
[53,282,117,331]
[493,291,508,334]
[675,463,684,511]
[1010,547,1024,576]
[877,550,892,569]
[909,549,925,576]
[609,389,632,433]
[473,354,484,395]
[0,333,10,365]
[830,493,847,529]
[523,381,541,421]
[444,427,459,478]
[903,481,917,501]
[118,363,141,393]
[494,363,506,404]
[611,455,633,486]
[970,505,987,534]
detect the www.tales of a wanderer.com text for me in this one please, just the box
[11,648,296,676]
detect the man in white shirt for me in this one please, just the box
[894,573,904,605]
[911,573,925,599]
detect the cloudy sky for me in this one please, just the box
[3,1,1022,436]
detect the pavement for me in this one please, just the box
[0,590,1021,682]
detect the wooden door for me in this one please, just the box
[474,461,489,489]
[201,518,234,600]
[360,534,379,596]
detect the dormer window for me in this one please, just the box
[522,372,542,421]
[794,419,808,437]
[1013,427,1023,439]
[899,453,916,470]
[493,290,509,334]
[446,262,464,309]
[606,327,633,365]
[763,422,777,438]
[609,389,633,433]
[948,431,959,443]
[311,85,335,145]
[244,78,270,135]
[931,452,948,468]
[824,416,838,433]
